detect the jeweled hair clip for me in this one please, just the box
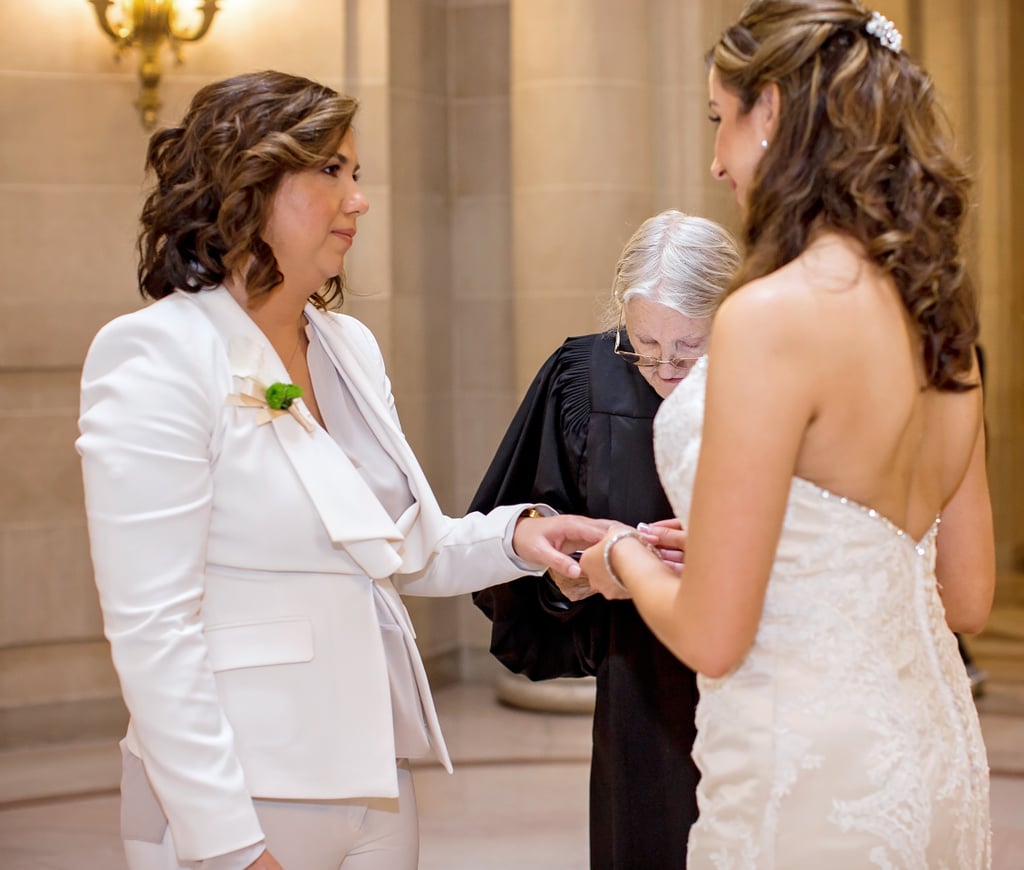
[865,10,902,54]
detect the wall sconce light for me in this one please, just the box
[87,0,220,130]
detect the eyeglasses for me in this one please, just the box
[613,325,703,372]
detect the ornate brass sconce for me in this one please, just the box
[87,0,220,129]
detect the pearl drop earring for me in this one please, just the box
[761,139,768,149]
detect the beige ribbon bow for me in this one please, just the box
[226,385,316,433]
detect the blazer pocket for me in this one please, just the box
[204,616,314,672]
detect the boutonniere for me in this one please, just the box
[226,381,315,432]
[225,337,316,433]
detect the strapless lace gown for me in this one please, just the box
[654,356,990,869]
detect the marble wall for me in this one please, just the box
[1,0,1021,764]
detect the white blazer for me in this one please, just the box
[77,287,542,862]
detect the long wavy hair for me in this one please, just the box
[138,70,359,309]
[709,0,978,390]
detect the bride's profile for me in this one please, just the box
[581,1,995,866]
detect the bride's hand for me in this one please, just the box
[577,524,637,601]
[638,519,687,573]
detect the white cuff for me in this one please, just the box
[501,503,557,572]
[195,839,267,870]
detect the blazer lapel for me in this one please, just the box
[304,307,417,480]
[303,307,450,572]
[191,288,404,580]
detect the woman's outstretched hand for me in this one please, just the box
[511,513,613,579]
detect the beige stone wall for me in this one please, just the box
[375,0,463,679]
[1010,0,1024,601]
[909,0,1024,600]
[448,0,515,513]
[503,0,746,388]
[973,0,1024,601]
[445,0,519,678]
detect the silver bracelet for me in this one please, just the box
[603,529,652,593]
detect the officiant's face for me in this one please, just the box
[622,297,710,399]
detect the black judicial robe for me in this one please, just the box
[470,332,700,870]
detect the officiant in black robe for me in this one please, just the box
[469,211,740,869]
[470,330,699,869]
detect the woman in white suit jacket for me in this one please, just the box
[77,71,607,870]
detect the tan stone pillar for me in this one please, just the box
[509,0,655,392]
[914,0,1024,598]
[648,0,747,234]
[1006,0,1024,602]
[506,0,751,389]
[970,0,1024,600]
[503,0,657,710]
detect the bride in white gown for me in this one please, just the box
[580,2,994,867]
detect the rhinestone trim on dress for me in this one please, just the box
[803,480,940,555]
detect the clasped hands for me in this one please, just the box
[514,515,686,602]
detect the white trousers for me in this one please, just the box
[122,762,419,870]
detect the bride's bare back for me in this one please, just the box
[690,230,993,650]
[777,233,981,541]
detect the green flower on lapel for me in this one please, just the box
[226,371,315,434]
[265,382,303,411]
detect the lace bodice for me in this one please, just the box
[653,356,990,868]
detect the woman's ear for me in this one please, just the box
[756,82,781,141]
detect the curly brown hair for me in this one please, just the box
[709,0,978,391]
[138,70,359,309]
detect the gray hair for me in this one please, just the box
[602,210,741,329]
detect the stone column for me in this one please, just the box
[509,0,655,391]
[648,0,747,233]
[914,0,1024,597]
[503,0,656,711]
[970,0,1024,598]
